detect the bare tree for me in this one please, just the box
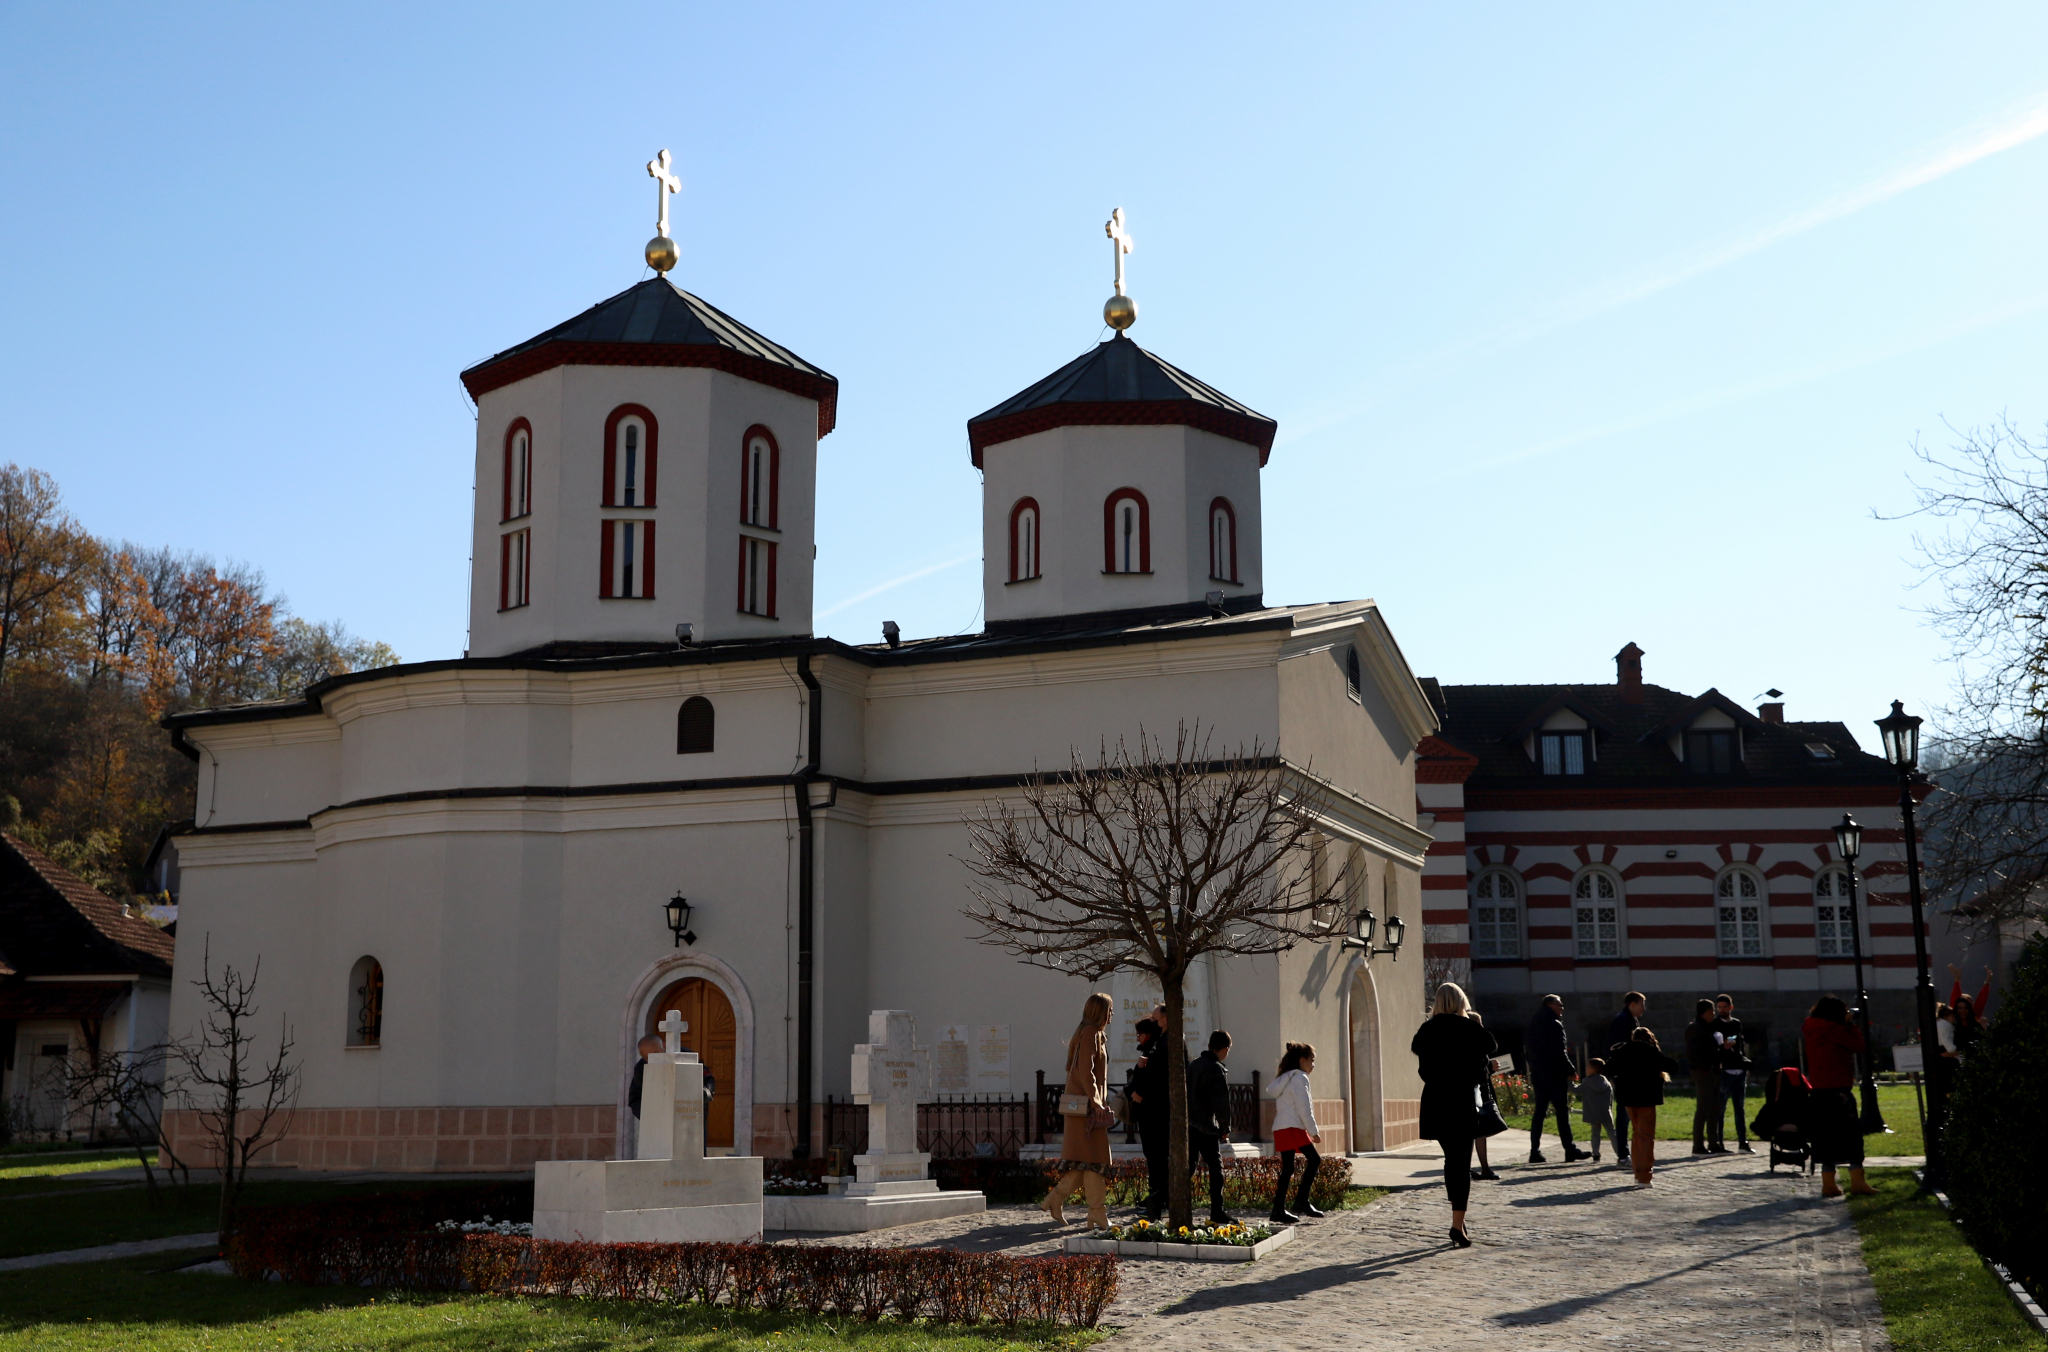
[172,937,300,1246]
[960,723,1345,1231]
[59,1042,191,1201]
[1897,420,2048,930]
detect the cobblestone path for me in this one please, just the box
[1109,1151,1889,1351]
[772,1151,1888,1348]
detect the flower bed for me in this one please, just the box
[228,1194,1117,1328]
[1066,1153,1352,1212]
[764,1169,827,1196]
[1101,1218,1271,1247]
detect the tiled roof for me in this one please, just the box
[1429,683,1894,788]
[966,334,1277,466]
[0,833,174,979]
[458,278,839,434]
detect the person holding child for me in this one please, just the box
[1263,1042,1323,1224]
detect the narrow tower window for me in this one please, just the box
[499,529,530,610]
[1102,488,1150,574]
[1208,497,1238,582]
[503,420,533,521]
[602,405,659,508]
[347,956,384,1047]
[740,425,780,528]
[1009,498,1040,581]
[739,536,778,616]
[600,519,656,598]
[677,696,715,753]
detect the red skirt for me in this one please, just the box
[1273,1127,1313,1153]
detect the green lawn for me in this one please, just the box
[1850,1167,2038,1352]
[0,1156,142,1188]
[1505,1083,1927,1155]
[0,1250,1108,1352]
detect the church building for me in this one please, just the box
[159,184,1439,1170]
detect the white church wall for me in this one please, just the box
[469,365,820,658]
[186,724,339,828]
[980,425,1263,624]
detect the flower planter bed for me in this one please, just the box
[1063,1223,1294,1263]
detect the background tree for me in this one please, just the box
[59,1041,190,1202]
[173,937,300,1247]
[0,463,93,683]
[1900,420,2048,929]
[961,723,1346,1232]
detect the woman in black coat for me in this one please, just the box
[1412,981,1496,1248]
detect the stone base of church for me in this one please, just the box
[161,1105,619,1172]
[534,1155,766,1243]
[535,1200,765,1243]
[765,1182,986,1233]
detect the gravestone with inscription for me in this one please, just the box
[761,1009,986,1233]
[533,1010,764,1242]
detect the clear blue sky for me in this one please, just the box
[6,5,2045,743]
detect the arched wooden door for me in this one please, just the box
[647,978,736,1149]
[1348,965,1384,1153]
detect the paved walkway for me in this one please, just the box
[0,1233,215,1271]
[782,1150,1888,1349]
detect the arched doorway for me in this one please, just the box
[1347,962,1384,1153]
[646,977,737,1150]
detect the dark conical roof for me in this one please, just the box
[965,334,1277,466]
[460,278,839,436]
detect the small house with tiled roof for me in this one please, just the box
[1418,643,1918,1069]
[0,833,174,1138]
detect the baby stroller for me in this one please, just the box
[1750,1066,1814,1174]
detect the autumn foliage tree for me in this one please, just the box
[0,463,398,893]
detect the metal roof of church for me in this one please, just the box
[966,334,1277,467]
[459,278,840,436]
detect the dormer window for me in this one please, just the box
[603,405,659,508]
[1540,731,1587,776]
[1686,729,1739,774]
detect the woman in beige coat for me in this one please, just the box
[1043,991,1114,1228]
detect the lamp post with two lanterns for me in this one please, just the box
[1342,907,1406,960]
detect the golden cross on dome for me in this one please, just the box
[645,150,682,274]
[1103,208,1137,332]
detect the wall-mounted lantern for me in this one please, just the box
[664,892,697,948]
[1340,909,1405,960]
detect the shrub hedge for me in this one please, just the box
[1945,930,2047,1295]
[227,1191,1118,1328]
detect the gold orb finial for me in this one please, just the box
[646,235,679,274]
[1104,294,1137,331]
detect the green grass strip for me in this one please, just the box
[0,1250,1110,1351]
[1850,1167,2039,1352]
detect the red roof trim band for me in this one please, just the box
[969,400,1276,467]
[463,342,838,439]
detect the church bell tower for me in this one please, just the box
[967,209,1277,631]
[460,151,838,658]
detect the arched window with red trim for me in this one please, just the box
[740,425,779,528]
[1009,497,1040,582]
[602,405,658,508]
[1208,497,1238,583]
[503,418,533,521]
[1102,488,1150,574]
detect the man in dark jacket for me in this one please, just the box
[1187,1030,1236,1225]
[626,1034,661,1156]
[1684,998,1723,1153]
[1127,1018,1182,1220]
[1603,994,1645,1163]
[1525,996,1588,1163]
[1712,994,1754,1154]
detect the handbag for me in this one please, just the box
[1475,1081,1509,1138]
[1058,1092,1091,1117]
[1088,1103,1116,1131]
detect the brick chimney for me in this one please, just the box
[1615,643,1645,705]
[1759,702,1784,724]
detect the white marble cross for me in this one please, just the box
[1105,207,1134,297]
[647,149,680,239]
[659,1010,688,1055]
[852,1010,929,1160]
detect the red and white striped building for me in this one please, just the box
[1418,643,1923,1067]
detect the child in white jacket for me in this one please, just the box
[1263,1042,1323,1223]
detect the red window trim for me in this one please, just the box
[1102,487,1151,574]
[599,521,614,599]
[739,424,781,529]
[1008,496,1040,582]
[499,532,510,610]
[1208,496,1238,583]
[601,404,659,508]
[502,418,533,523]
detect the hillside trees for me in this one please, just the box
[0,463,398,893]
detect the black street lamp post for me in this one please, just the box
[1831,813,1887,1134]
[1875,700,1942,1169]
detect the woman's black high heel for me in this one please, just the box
[1297,1202,1328,1218]
[1449,1227,1473,1248]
